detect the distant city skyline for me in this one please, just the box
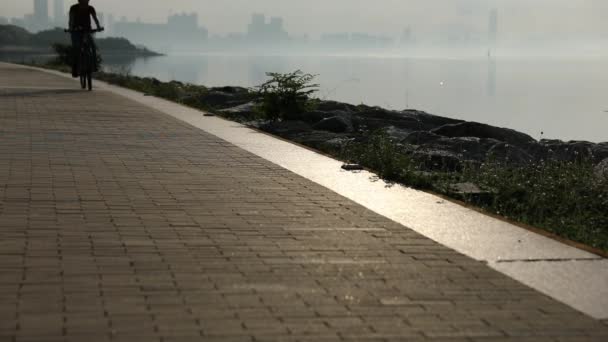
[2,0,607,42]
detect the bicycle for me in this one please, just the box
[65,27,104,91]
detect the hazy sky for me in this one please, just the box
[2,0,607,39]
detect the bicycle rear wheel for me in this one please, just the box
[87,72,92,91]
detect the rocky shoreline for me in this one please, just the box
[192,85,608,173]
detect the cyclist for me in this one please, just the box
[68,0,103,77]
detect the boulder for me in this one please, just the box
[447,182,495,205]
[540,140,596,162]
[412,149,463,171]
[352,107,464,133]
[220,102,257,119]
[431,122,536,147]
[260,121,312,136]
[212,86,249,94]
[402,110,464,131]
[199,88,255,108]
[402,131,442,145]
[313,116,353,133]
[384,126,412,141]
[352,107,421,132]
[407,136,513,164]
[594,158,608,179]
[199,90,235,107]
[302,110,348,124]
[486,142,533,165]
[291,131,351,152]
[592,143,608,163]
[315,100,357,112]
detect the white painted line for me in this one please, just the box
[20,63,608,320]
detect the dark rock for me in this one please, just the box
[352,107,463,133]
[199,88,255,109]
[592,143,608,163]
[212,86,250,94]
[408,136,517,166]
[318,137,352,152]
[402,110,464,131]
[199,91,235,107]
[385,126,412,141]
[261,120,312,136]
[315,100,357,112]
[447,182,495,205]
[436,137,495,161]
[402,131,442,145]
[302,110,349,124]
[353,106,421,131]
[412,149,463,171]
[431,122,536,147]
[595,158,608,179]
[313,116,353,133]
[168,80,184,87]
[293,131,350,152]
[486,142,534,165]
[342,164,364,171]
[220,102,257,117]
[540,139,596,162]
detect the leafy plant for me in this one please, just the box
[255,70,319,121]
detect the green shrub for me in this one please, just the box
[51,43,102,70]
[255,70,319,121]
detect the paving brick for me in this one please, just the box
[0,63,606,340]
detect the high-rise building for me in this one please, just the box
[53,0,66,26]
[97,12,104,27]
[247,14,288,42]
[168,13,198,32]
[248,13,266,38]
[107,14,115,34]
[268,17,284,33]
[489,8,498,45]
[33,0,49,24]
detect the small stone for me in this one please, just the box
[342,164,364,171]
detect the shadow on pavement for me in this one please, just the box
[0,88,93,97]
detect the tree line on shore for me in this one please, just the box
[0,24,160,55]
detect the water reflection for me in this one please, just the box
[2,52,606,142]
[487,56,496,97]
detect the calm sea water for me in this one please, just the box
[3,52,607,142]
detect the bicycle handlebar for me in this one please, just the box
[64,27,105,33]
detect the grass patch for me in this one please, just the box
[343,130,608,252]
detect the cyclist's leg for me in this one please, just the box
[91,37,99,72]
[71,32,82,77]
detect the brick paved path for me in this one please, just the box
[0,63,607,341]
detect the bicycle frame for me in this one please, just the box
[65,28,103,90]
[79,33,95,74]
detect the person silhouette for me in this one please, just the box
[69,0,103,77]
